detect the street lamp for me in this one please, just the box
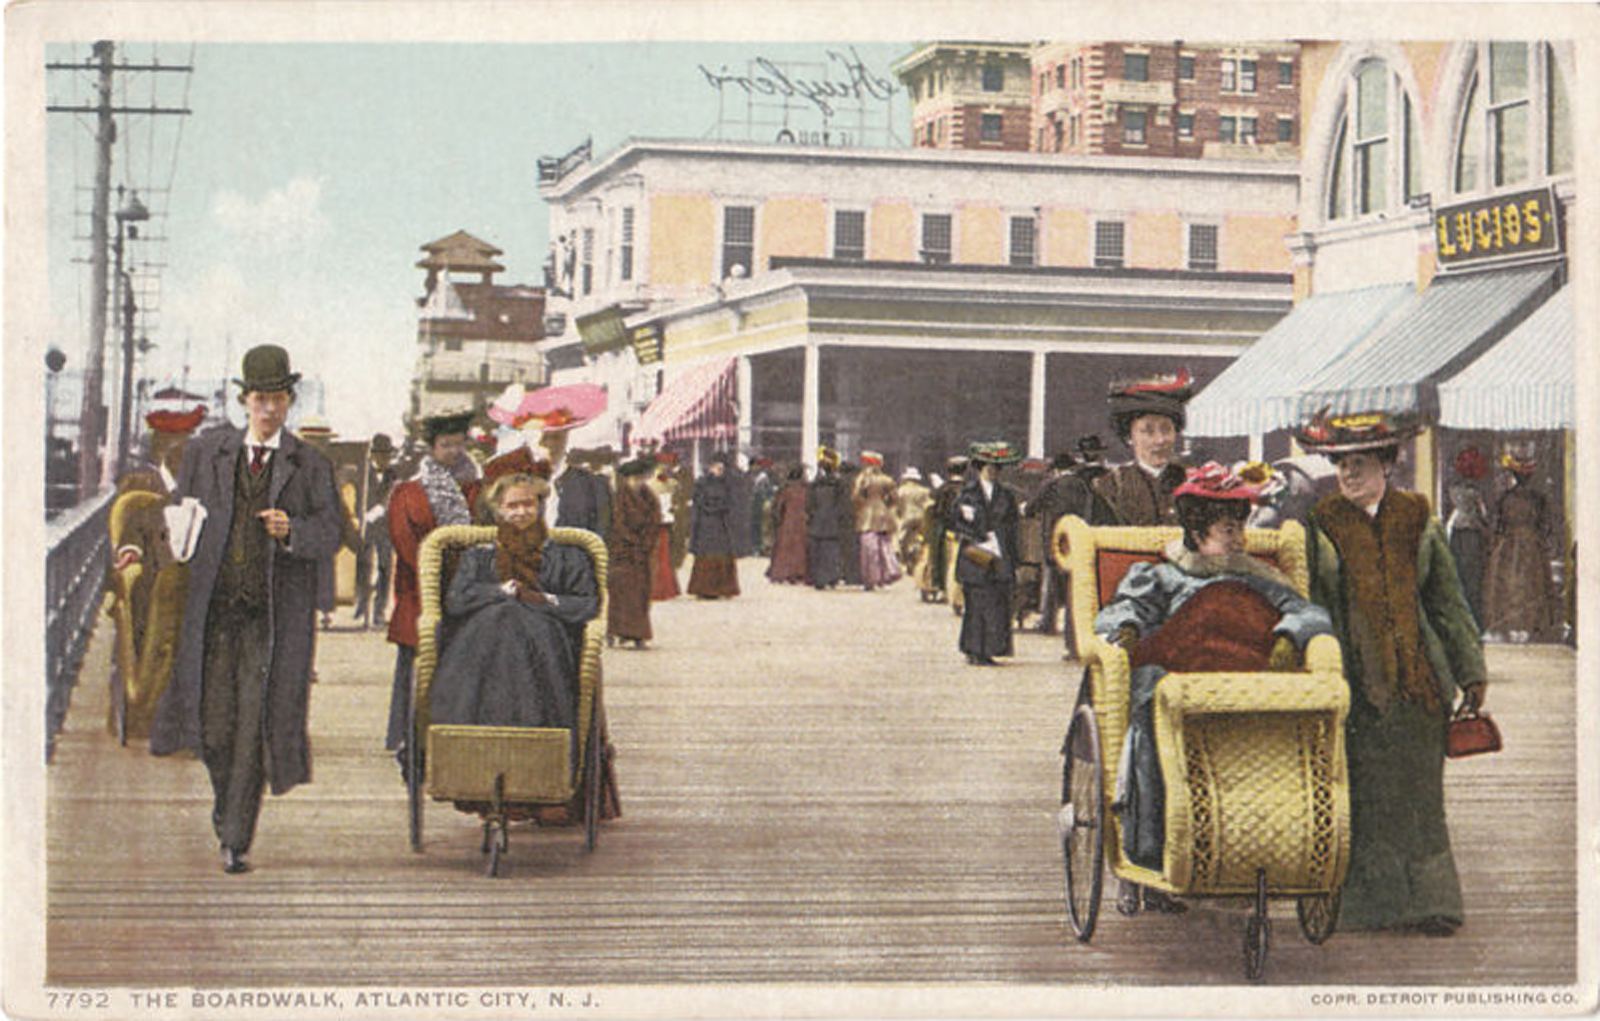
[112,188,149,479]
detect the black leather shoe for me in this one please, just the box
[1116,881,1142,916]
[221,847,251,874]
[1413,916,1458,937]
[1142,888,1187,914]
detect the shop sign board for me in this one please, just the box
[1434,186,1560,267]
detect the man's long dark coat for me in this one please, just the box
[150,426,341,794]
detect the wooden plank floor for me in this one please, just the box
[46,561,1577,987]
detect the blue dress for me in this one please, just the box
[1094,545,1333,868]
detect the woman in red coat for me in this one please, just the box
[766,465,810,583]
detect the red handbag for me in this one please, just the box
[1446,709,1502,758]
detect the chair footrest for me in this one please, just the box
[426,725,573,803]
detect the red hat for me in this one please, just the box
[655,450,680,465]
[1172,461,1259,503]
[145,406,206,434]
[1454,446,1488,480]
[481,446,553,487]
[860,450,884,467]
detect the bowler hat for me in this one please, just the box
[233,344,301,393]
[370,433,395,455]
[1076,434,1107,462]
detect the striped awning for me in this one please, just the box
[1186,283,1413,437]
[1438,287,1573,430]
[1295,264,1559,420]
[631,357,738,445]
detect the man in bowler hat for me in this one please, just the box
[150,344,341,874]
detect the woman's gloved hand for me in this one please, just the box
[1268,635,1299,671]
[1457,682,1487,714]
[1117,623,1140,653]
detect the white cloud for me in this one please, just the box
[210,177,329,250]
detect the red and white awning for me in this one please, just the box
[631,357,738,445]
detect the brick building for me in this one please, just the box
[899,41,1301,162]
[1033,42,1300,161]
[891,43,1033,152]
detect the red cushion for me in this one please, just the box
[1097,549,1161,607]
[1131,580,1282,673]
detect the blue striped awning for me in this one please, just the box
[1438,287,1573,430]
[1185,283,1413,437]
[1295,264,1559,420]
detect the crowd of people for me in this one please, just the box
[101,344,1554,945]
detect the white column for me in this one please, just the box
[802,342,820,472]
[737,354,753,456]
[1028,349,1047,459]
[1249,433,1264,463]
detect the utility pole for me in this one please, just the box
[47,40,191,500]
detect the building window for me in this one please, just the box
[1240,116,1258,144]
[1093,220,1125,269]
[1124,53,1149,82]
[443,335,462,353]
[1219,116,1237,143]
[834,209,865,261]
[1187,224,1219,271]
[1279,59,1295,86]
[1239,59,1258,93]
[980,112,1003,142]
[1009,216,1036,267]
[1072,57,1082,89]
[921,213,953,264]
[581,228,594,296]
[1069,114,1079,147]
[1221,59,1236,92]
[1454,42,1570,195]
[982,64,1003,92]
[1178,112,1195,139]
[1055,63,1065,89]
[1179,55,1196,80]
[1326,58,1424,221]
[1277,116,1295,143]
[722,205,754,278]
[1053,118,1064,150]
[1123,109,1147,144]
[619,207,635,282]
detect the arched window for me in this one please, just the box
[1453,42,1572,195]
[1324,58,1423,221]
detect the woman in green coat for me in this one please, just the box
[1297,411,1488,936]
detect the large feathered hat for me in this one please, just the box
[1107,369,1191,440]
[1293,407,1419,455]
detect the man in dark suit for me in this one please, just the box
[950,441,1023,666]
[150,345,341,874]
[554,448,614,542]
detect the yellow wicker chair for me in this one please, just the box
[1050,514,1349,979]
[409,525,610,876]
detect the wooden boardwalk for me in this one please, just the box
[46,560,1578,989]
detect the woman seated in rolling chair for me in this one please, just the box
[1094,462,1333,913]
[429,472,600,741]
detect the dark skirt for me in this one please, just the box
[687,554,740,598]
[650,525,679,601]
[959,581,1015,659]
[1339,700,1464,930]
[807,537,842,588]
[608,558,653,641]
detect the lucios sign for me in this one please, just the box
[697,46,898,147]
[1434,186,1560,267]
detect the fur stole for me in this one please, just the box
[416,456,472,527]
[1312,490,1440,713]
[495,520,548,593]
[1163,539,1296,591]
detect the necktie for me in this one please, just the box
[250,446,268,476]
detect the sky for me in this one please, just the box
[46,40,912,439]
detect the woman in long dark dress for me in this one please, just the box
[766,465,809,583]
[429,474,600,741]
[806,447,845,589]
[607,457,660,647]
[950,441,1022,665]
[686,454,740,598]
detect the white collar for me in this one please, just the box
[1136,459,1166,478]
[248,429,283,451]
